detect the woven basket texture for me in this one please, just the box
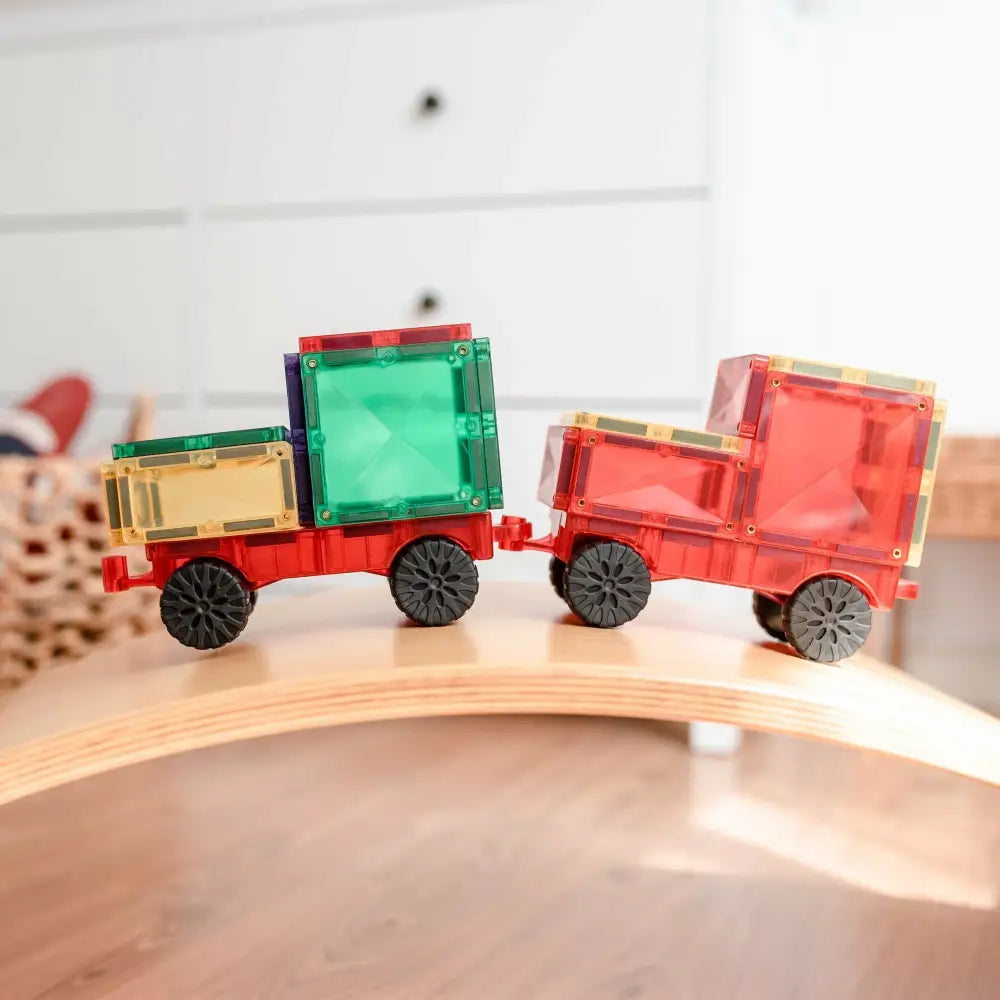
[0,457,159,688]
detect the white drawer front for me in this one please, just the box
[202,200,706,402]
[0,39,194,215]
[0,228,187,394]
[205,0,708,206]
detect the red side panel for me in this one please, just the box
[298,324,472,354]
[566,429,742,532]
[747,376,931,562]
[142,513,494,590]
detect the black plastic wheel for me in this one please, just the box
[549,556,567,602]
[389,537,479,626]
[752,591,786,642]
[160,559,252,651]
[781,576,872,663]
[248,589,259,612]
[564,540,651,628]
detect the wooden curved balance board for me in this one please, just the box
[1,582,998,806]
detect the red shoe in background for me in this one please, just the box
[7,375,93,455]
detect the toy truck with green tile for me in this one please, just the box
[100,324,503,649]
[100,324,945,664]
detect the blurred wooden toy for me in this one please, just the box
[889,434,1000,667]
[0,391,160,686]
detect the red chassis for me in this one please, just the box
[103,512,496,594]
[493,511,919,609]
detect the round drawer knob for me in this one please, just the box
[417,290,441,313]
[418,89,444,116]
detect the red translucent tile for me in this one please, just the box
[298,323,472,354]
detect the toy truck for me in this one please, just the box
[100,327,944,663]
[497,353,946,662]
[101,324,502,649]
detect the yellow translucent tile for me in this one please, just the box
[769,356,936,397]
[107,441,299,544]
[906,399,949,568]
[564,411,744,454]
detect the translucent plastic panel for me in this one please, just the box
[537,425,570,506]
[102,441,298,545]
[302,340,502,525]
[706,355,754,435]
[113,426,287,460]
[579,439,737,526]
[571,412,742,453]
[753,383,920,552]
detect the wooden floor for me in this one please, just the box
[1,715,998,1000]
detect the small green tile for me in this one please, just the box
[113,425,288,460]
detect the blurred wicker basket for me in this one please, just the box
[0,397,161,688]
[929,436,1000,539]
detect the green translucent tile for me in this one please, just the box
[471,340,503,509]
[481,413,503,509]
[112,426,289,460]
[302,338,504,526]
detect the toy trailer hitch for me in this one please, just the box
[492,515,556,554]
[101,555,155,593]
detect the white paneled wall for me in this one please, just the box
[0,0,716,551]
[718,0,1000,432]
[200,203,707,401]
[0,227,188,393]
[202,0,708,204]
[0,38,194,214]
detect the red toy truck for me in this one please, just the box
[496,353,945,662]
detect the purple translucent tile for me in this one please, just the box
[284,353,314,526]
[284,353,307,434]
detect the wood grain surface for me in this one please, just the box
[1,715,998,1000]
[1,582,999,808]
